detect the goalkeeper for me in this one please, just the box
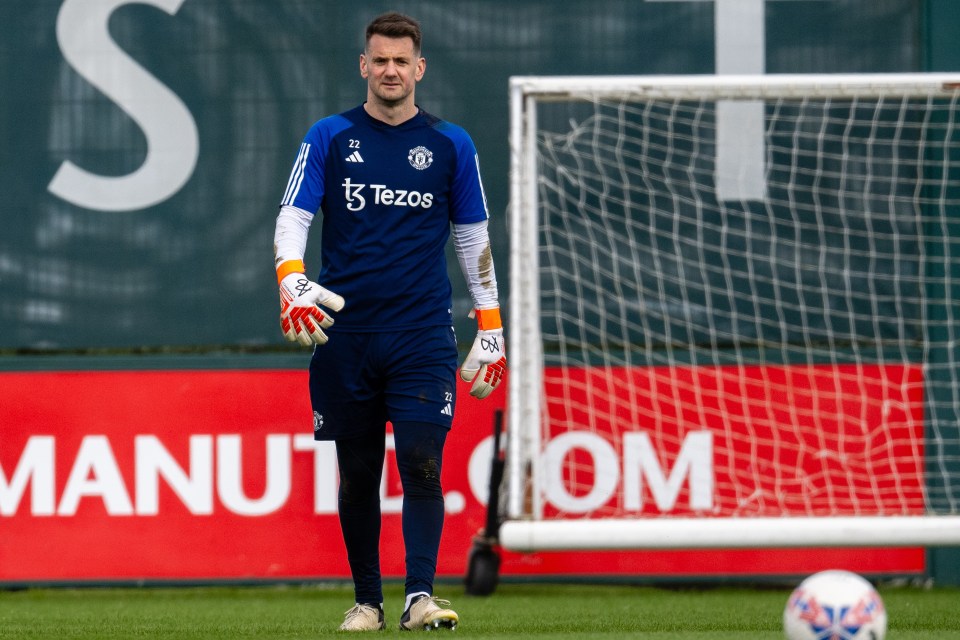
[272,11,505,633]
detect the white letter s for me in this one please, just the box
[50,0,199,212]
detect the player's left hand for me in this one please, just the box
[278,272,345,346]
[460,325,506,399]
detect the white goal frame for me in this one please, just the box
[503,73,960,552]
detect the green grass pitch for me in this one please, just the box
[0,581,958,638]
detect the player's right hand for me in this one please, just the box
[278,272,345,346]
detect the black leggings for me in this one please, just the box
[335,421,448,605]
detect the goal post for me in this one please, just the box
[502,73,960,551]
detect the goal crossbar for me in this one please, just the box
[510,72,960,101]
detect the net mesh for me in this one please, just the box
[524,86,960,521]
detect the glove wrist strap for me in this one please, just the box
[276,259,306,285]
[475,307,502,331]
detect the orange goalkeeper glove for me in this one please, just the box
[277,260,344,347]
[459,307,506,399]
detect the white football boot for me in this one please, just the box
[339,603,385,631]
[398,595,459,631]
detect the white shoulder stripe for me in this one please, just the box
[474,153,489,218]
[282,143,310,206]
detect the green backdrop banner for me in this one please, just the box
[0,0,921,350]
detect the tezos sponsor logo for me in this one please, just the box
[341,178,434,212]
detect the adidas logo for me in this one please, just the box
[346,150,364,163]
[440,402,452,416]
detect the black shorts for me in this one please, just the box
[308,325,458,440]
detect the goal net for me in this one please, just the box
[502,74,960,551]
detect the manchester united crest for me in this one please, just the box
[408,146,433,170]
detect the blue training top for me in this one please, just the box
[280,105,489,332]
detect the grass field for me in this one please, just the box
[0,581,958,639]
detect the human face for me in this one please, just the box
[360,34,425,112]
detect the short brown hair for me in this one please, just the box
[365,12,422,55]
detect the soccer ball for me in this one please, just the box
[783,570,887,640]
